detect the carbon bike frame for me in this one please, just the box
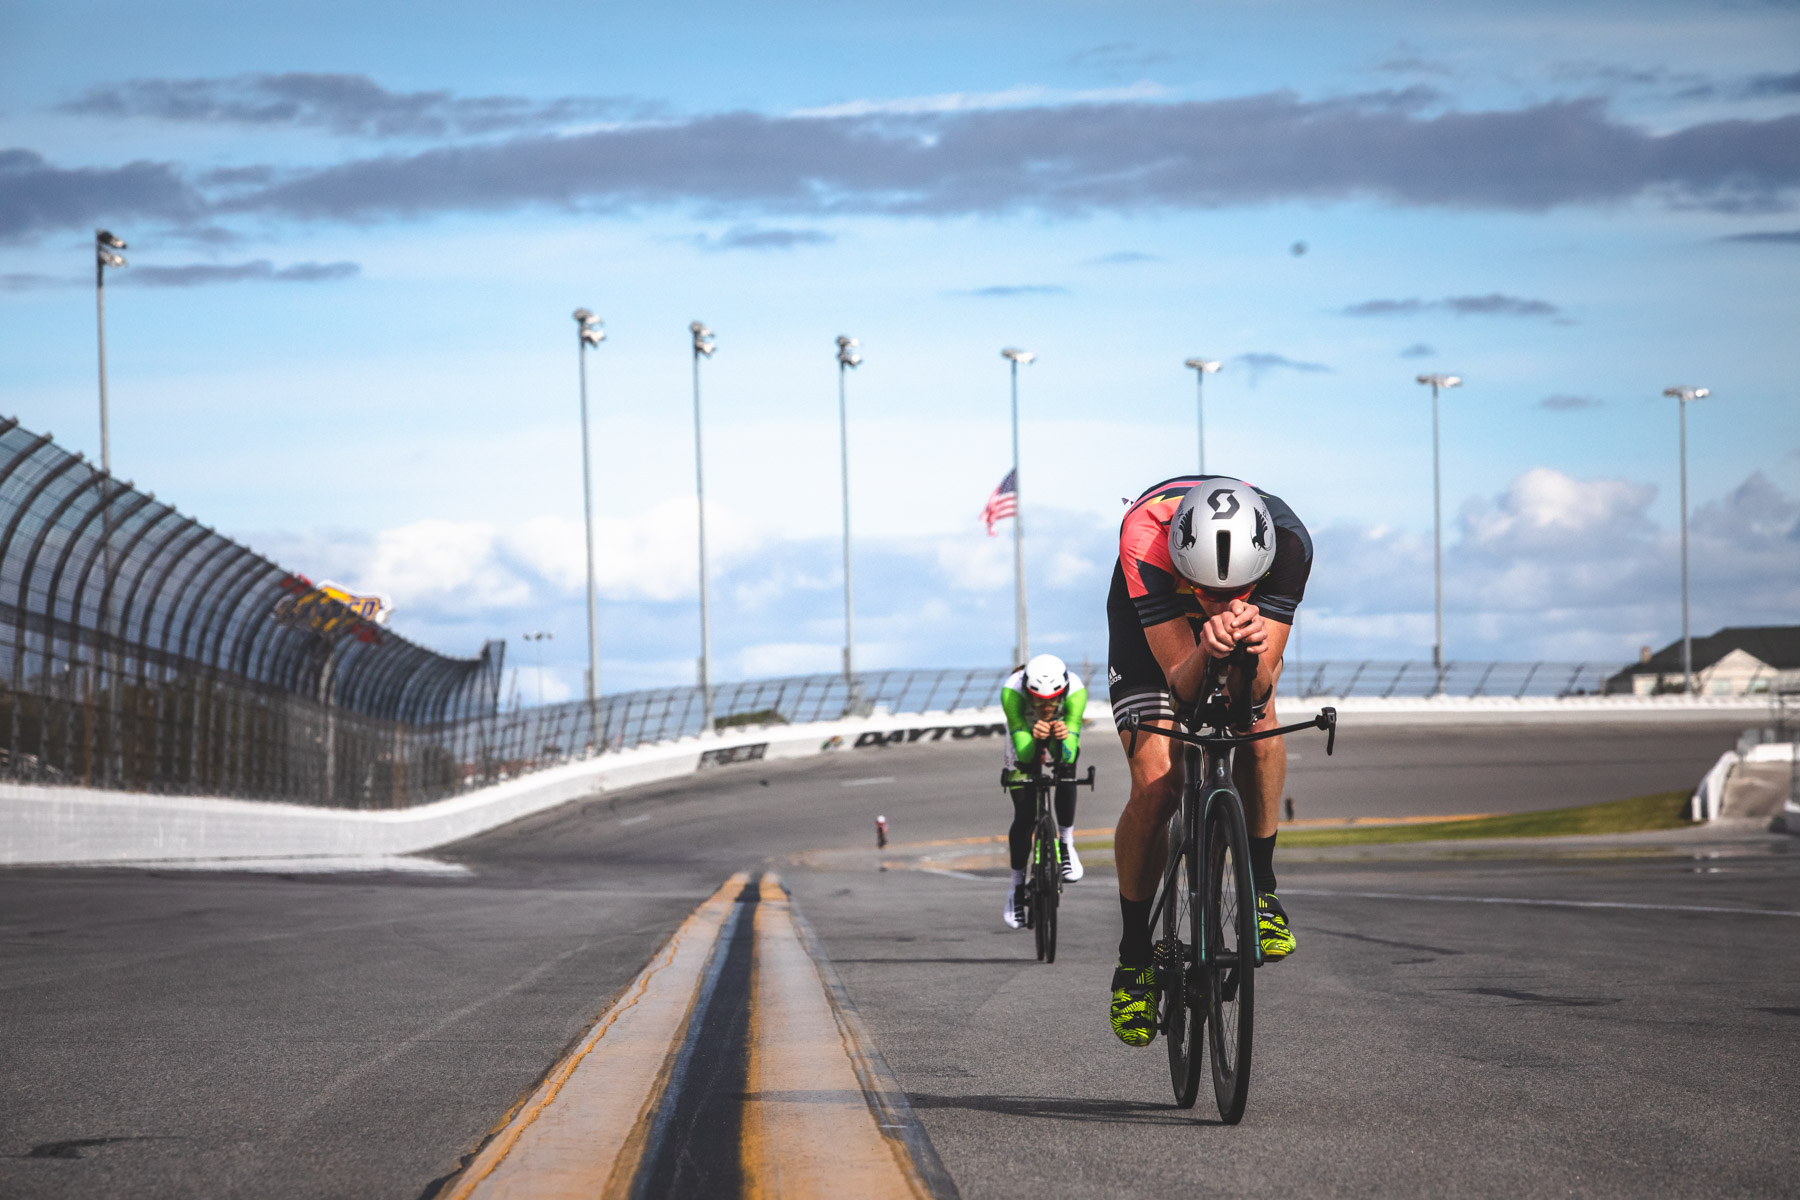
[1130,709,1336,939]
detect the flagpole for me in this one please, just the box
[1001,349,1035,664]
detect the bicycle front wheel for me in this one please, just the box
[1034,833,1059,963]
[1161,809,1203,1108]
[1204,792,1257,1124]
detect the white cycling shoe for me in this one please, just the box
[1060,837,1084,882]
[1002,884,1024,929]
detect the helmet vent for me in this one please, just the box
[1215,531,1231,582]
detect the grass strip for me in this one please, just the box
[1068,790,1694,852]
[1277,790,1692,847]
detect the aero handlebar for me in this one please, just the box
[1126,707,1337,758]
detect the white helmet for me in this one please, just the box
[1168,478,1276,591]
[1022,653,1069,700]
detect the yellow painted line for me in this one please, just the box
[743,873,938,1200]
[439,872,749,1200]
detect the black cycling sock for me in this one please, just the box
[1118,895,1154,967]
[1249,833,1278,894]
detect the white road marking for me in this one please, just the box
[914,866,994,882]
[842,776,897,787]
[1281,887,1800,919]
[106,855,472,876]
[618,814,651,826]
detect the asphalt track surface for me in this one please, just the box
[3,717,1796,1198]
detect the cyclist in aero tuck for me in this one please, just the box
[1106,476,1313,1047]
[1000,654,1089,928]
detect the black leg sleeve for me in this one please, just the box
[1054,778,1078,829]
[1007,785,1035,871]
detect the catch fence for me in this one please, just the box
[481,657,1629,779]
[0,416,502,808]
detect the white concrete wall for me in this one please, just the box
[0,707,1008,866]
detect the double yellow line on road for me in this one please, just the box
[441,872,954,1200]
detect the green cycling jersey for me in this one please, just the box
[1001,667,1088,768]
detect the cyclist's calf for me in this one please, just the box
[1113,725,1184,903]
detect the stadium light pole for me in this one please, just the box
[690,321,717,730]
[1416,373,1462,681]
[835,336,862,691]
[1184,358,1220,474]
[94,231,127,475]
[572,309,604,729]
[1664,386,1709,694]
[523,631,553,708]
[1002,347,1035,666]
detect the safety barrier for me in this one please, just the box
[0,417,501,808]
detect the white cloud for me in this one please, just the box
[790,81,1168,119]
[737,641,841,677]
[934,532,1015,591]
[254,468,1799,685]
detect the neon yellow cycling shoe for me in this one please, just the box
[1258,893,1296,962]
[1109,962,1157,1047]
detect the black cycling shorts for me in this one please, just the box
[1107,561,1181,731]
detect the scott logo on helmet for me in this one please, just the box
[1208,489,1240,520]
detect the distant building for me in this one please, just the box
[1605,626,1800,696]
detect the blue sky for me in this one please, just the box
[2,0,1797,699]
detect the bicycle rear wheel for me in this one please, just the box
[1204,791,1257,1123]
[1160,809,1202,1108]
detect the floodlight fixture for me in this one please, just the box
[835,335,864,685]
[96,230,127,251]
[1001,347,1035,365]
[1663,384,1711,693]
[1415,371,1465,680]
[1186,358,1222,473]
[691,321,715,357]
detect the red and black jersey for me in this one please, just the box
[1115,475,1312,628]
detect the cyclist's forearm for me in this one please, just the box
[1061,688,1086,759]
[1011,729,1036,761]
[1165,644,1211,706]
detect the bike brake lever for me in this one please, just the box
[1319,706,1337,756]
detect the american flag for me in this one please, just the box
[980,469,1017,536]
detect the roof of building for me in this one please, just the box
[1609,625,1800,682]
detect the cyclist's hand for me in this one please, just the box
[1049,719,1069,740]
[1199,609,1240,658]
[1031,718,1053,740]
[1228,601,1269,656]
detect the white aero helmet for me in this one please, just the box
[1022,653,1070,700]
[1168,478,1277,592]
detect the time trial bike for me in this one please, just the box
[1002,740,1095,963]
[1126,649,1337,1121]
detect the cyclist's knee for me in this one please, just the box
[1124,772,1180,824]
